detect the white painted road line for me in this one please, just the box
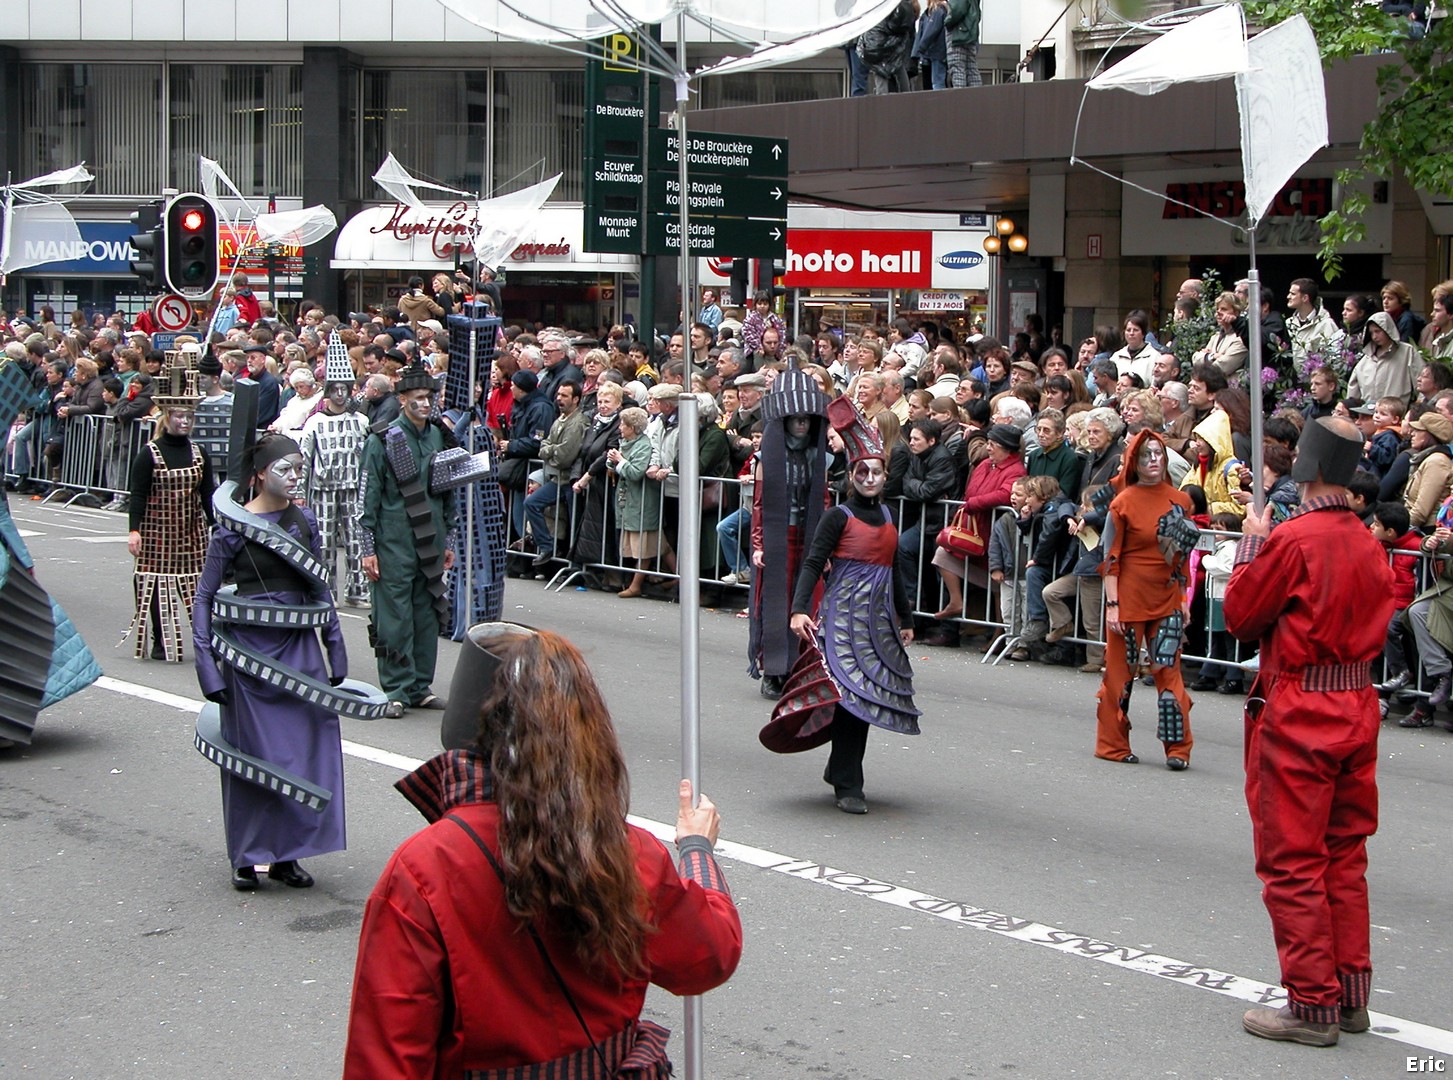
[93,673,1453,1056]
[74,535,132,544]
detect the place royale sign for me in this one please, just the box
[368,202,571,262]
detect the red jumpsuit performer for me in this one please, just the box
[1095,429,1199,769]
[1225,417,1395,1047]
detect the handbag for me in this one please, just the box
[497,455,529,492]
[935,506,986,559]
[446,815,672,1080]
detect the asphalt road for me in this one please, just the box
[3,498,1451,1079]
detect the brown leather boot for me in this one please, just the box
[1242,1006,1338,1047]
[1339,1006,1370,1033]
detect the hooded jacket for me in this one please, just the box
[1348,311,1420,407]
[1180,408,1244,519]
[1104,429,1196,622]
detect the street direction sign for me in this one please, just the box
[650,130,789,179]
[648,174,787,220]
[646,214,786,258]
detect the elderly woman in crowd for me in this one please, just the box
[1192,292,1249,376]
[607,406,663,598]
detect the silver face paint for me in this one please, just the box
[403,391,433,422]
[166,409,194,436]
[262,454,305,500]
[1137,440,1166,485]
[852,458,887,499]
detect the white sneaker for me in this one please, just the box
[719,571,744,585]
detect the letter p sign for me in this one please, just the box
[604,34,637,71]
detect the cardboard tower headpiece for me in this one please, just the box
[826,396,884,464]
[1290,416,1363,487]
[759,366,830,425]
[324,335,355,386]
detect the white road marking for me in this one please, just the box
[17,529,42,537]
[74,535,132,544]
[92,674,1453,1055]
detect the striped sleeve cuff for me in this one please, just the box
[1233,534,1265,566]
[676,835,731,896]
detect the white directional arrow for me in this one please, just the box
[769,227,783,240]
[770,187,783,200]
[771,144,783,159]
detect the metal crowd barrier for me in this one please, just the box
[4,413,157,505]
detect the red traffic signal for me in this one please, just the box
[164,193,220,299]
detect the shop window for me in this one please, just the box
[20,64,165,195]
[169,64,303,196]
[492,70,584,203]
[362,70,491,199]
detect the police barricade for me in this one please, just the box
[4,413,53,489]
[51,413,158,504]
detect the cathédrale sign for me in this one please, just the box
[368,202,571,262]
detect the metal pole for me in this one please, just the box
[1246,225,1265,517]
[674,19,704,1079]
[464,320,477,626]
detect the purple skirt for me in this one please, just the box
[219,591,345,867]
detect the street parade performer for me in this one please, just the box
[360,361,460,717]
[192,427,389,891]
[748,366,830,699]
[0,359,101,749]
[1095,428,1200,770]
[760,397,920,815]
[1224,417,1395,1047]
[125,390,214,661]
[299,336,373,607]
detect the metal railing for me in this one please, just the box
[6,412,157,505]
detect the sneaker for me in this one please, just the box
[1080,662,1104,674]
[1009,646,1031,661]
[1339,1006,1369,1034]
[1399,706,1435,728]
[1019,620,1049,643]
[1430,674,1453,708]
[719,570,744,585]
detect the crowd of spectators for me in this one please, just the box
[5,270,1453,729]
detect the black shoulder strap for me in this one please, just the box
[444,814,611,1075]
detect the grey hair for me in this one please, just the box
[1086,406,1125,436]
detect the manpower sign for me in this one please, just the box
[17,222,136,275]
[783,229,991,290]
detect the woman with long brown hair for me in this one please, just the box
[344,629,741,1077]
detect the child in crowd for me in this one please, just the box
[1300,364,1340,422]
[1191,512,1250,695]
[987,477,1032,658]
[1356,396,1406,480]
[1040,483,1108,672]
[1372,500,1423,717]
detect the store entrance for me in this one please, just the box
[793,293,894,339]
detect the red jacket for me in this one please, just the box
[959,453,1027,537]
[234,290,262,325]
[343,753,741,1079]
[1388,531,1420,609]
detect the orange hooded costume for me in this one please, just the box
[1095,429,1198,767]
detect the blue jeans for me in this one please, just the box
[716,508,749,574]
[9,419,38,476]
[845,46,868,97]
[926,58,946,90]
[1026,564,1051,624]
[524,480,565,556]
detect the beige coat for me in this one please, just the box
[1403,444,1453,528]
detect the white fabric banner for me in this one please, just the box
[697,0,901,78]
[1235,15,1329,226]
[1,202,85,274]
[469,174,562,268]
[1087,3,1248,96]
[254,206,339,248]
[372,153,477,210]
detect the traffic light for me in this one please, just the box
[766,260,788,303]
[728,258,750,307]
[164,193,221,298]
[128,200,165,290]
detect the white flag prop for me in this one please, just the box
[11,164,94,191]
[254,205,339,248]
[697,0,903,78]
[468,174,561,268]
[372,153,476,210]
[0,202,86,275]
[1086,2,1248,96]
[199,156,258,220]
[431,0,899,41]
[1235,15,1328,226]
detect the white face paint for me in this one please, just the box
[261,454,305,500]
[1137,440,1166,485]
[852,458,887,499]
[326,384,351,411]
[402,390,433,423]
[165,409,194,436]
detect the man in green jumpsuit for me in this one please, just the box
[360,364,457,717]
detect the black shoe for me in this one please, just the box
[267,860,314,888]
[921,630,960,648]
[1430,674,1453,708]
[1189,677,1218,692]
[413,694,446,710]
[1219,681,1245,695]
[1375,670,1410,696]
[759,675,783,700]
[1399,707,1435,728]
[150,643,166,660]
[835,795,868,815]
[531,549,554,568]
[1166,756,1188,771]
[1121,754,1139,764]
[232,865,259,891]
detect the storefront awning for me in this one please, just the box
[331,203,640,273]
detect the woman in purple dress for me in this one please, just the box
[759,397,920,815]
[193,433,349,891]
